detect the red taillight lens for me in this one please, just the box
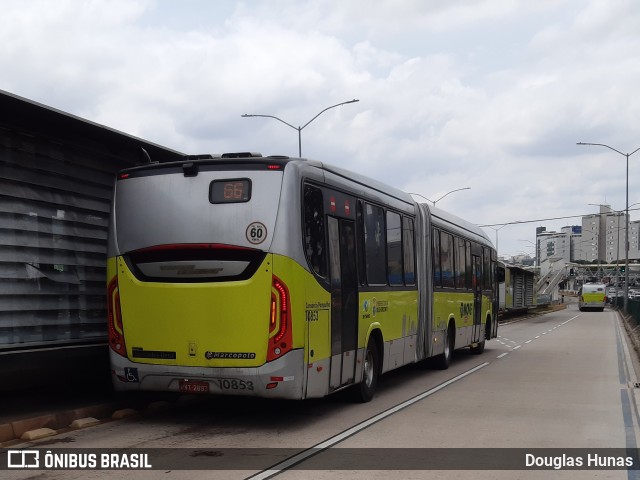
[107,276,127,357]
[270,293,277,331]
[267,275,293,362]
[272,279,288,343]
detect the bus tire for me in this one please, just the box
[435,324,454,370]
[350,336,380,403]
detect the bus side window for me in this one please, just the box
[491,249,497,288]
[356,200,367,286]
[363,203,387,285]
[303,184,327,278]
[483,248,491,290]
[454,236,466,290]
[465,240,472,290]
[433,229,441,287]
[403,217,415,285]
[386,211,403,286]
[496,265,505,283]
[440,232,455,288]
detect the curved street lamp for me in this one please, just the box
[484,224,507,254]
[242,99,359,157]
[409,187,470,206]
[577,142,640,313]
[432,187,471,205]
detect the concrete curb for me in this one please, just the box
[499,304,568,325]
[0,394,199,446]
[0,403,120,445]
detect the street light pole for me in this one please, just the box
[432,187,471,205]
[242,99,359,157]
[577,142,640,313]
[408,187,470,206]
[485,224,507,254]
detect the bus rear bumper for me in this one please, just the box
[110,349,306,399]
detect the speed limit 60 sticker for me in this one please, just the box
[246,222,267,244]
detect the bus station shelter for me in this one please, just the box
[0,90,184,390]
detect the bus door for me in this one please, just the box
[327,216,359,390]
[472,255,483,342]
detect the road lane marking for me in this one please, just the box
[497,352,509,359]
[247,362,490,480]
[496,311,584,358]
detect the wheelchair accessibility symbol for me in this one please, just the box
[124,367,139,383]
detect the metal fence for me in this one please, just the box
[613,297,640,326]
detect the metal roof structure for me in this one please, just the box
[0,89,185,165]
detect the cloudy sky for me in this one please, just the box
[2,0,640,258]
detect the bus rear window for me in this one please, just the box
[210,179,252,204]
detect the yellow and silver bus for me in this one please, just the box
[578,283,607,312]
[107,153,497,402]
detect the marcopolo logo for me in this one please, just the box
[205,351,256,360]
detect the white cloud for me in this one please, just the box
[0,0,639,257]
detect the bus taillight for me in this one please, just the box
[270,293,278,332]
[107,275,127,357]
[268,276,292,362]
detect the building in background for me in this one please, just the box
[536,205,639,266]
[535,226,581,277]
[631,221,640,260]
[531,205,640,300]
[573,205,639,264]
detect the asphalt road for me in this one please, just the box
[3,303,639,480]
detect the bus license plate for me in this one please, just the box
[179,380,210,393]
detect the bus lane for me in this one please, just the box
[6,307,638,480]
[269,306,640,479]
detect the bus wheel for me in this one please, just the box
[350,337,379,403]
[435,325,454,370]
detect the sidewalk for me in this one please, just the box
[0,375,181,445]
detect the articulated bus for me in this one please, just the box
[107,153,497,402]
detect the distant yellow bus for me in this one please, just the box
[578,283,607,312]
[107,153,497,401]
